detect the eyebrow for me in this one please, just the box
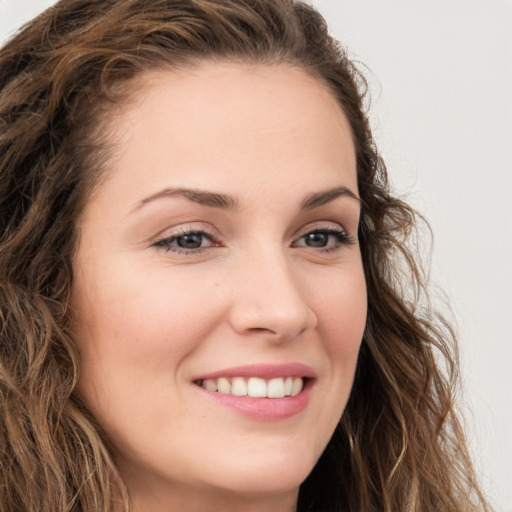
[301,186,360,210]
[133,185,359,213]
[134,187,240,212]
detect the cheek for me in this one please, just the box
[313,265,367,413]
[74,263,218,353]
[71,266,225,413]
[315,266,367,354]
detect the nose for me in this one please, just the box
[227,249,317,342]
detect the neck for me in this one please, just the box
[119,469,299,512]
[130,486,298,512]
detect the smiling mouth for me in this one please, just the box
[194,376,306,398]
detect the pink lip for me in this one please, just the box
[192,363,316,421]
[193,363,317,381]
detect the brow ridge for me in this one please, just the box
[301,186,360,210]
[134,184,358,214]
[136,187,240,211]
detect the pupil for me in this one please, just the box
[177,234,202,249]
[306,232,328,247]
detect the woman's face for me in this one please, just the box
[71,63,367,510]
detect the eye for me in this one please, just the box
[174,233,207,249]
[303,232,331,248]
[154,230,217,253]
[294,227,351,251]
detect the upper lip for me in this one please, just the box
[193,363,317,381]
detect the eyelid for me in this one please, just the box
[150,220,355,256]
[291,222,356,250]
[154,230,213,245]
[151,223,222,252]
[294,222,350,239]
[152,222,218,242]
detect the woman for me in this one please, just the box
[0,0,491,511]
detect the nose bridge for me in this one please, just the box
[228,243,317,339]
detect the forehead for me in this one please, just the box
[89,62,357,210]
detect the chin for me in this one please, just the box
[206,450,316,497]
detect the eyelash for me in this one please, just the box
[291,227,353,252]
[153,226,353,255]
[153,228,219,255]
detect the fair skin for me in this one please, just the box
[71,62,367,512]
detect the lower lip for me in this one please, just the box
[195,381,313,421]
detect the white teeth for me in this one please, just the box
[290,377,303,396]
[231,377,248,396]
[199,376,305,398]
[267,377,285,398]
[248,377,267,398]
[217,377,231,394]
[284,376,293,395]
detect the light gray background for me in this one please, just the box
[1,0,511,510]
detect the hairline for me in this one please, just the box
[80,56,358,208]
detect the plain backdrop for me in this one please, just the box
[1,0,511,510]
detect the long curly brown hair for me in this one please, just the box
[0,1,491,511]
